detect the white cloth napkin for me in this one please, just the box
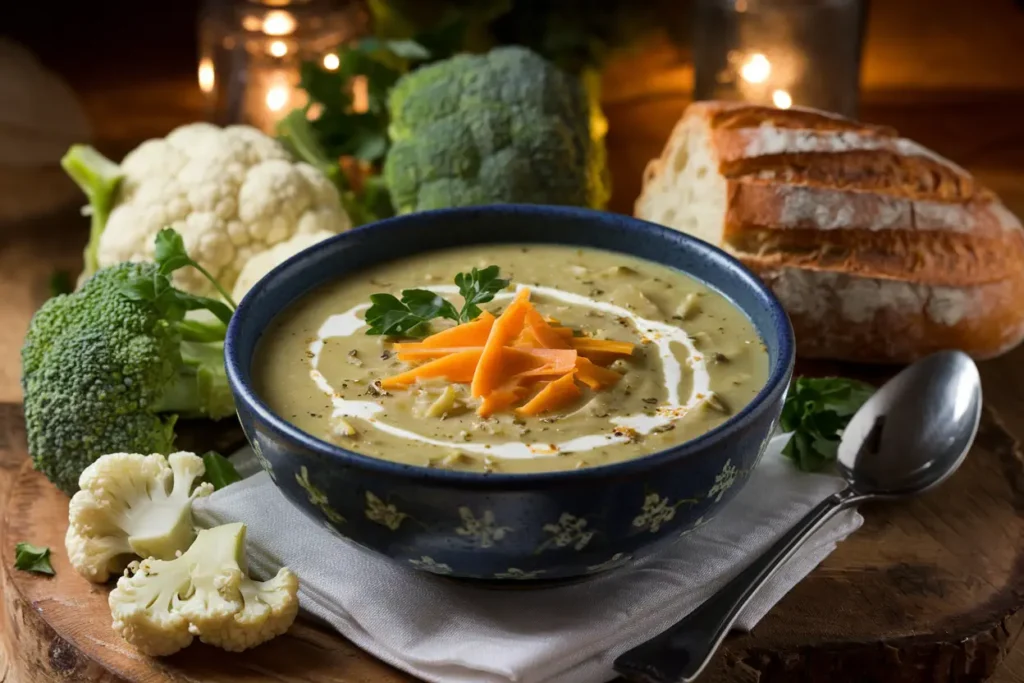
[194,436,861,683]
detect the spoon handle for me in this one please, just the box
[613,486,863,683]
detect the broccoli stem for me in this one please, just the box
[155,341,234,420]
[276,110,342,184]
[60,145,124,278]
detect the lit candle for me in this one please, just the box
[197,0,368,131]
[693,0,863,116]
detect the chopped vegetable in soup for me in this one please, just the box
[255,245,770,473]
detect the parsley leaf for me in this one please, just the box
[365,266,508,337]
[153,228,237,309]
[201,451,242,490]
[780,377,876,472]
[365,290,458,337]
[14,542,54,575]
[455,266,510,322]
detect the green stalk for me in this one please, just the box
[60,145,124,277]
[154,341,234,420]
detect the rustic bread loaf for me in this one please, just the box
[635,100,1024,363]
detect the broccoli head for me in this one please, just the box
[22,256,234,495]
[383,46,611,214]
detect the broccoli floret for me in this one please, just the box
[22,260,234,495]
[383,46,611,214]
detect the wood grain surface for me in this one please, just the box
[3,400,1024,683]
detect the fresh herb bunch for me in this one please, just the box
[365,265,509,336]
[780,377,876,472]
[281,35,442,225]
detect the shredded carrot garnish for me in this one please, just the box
[568,337,635,357]
[379,289,626,417]
[516,372,582,417]
[380,348,483,389]
[471,288,532,398]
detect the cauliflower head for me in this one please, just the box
[231,229,337,302]
[109,522,299,656]
[65,451,214,583]
[63,123,351,296]
[384,46,611,214]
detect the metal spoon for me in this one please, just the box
[613,350,983,683]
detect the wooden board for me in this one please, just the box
[2,397,1024,683]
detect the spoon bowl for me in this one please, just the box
[839,350,982,498]
[614,350,983,683]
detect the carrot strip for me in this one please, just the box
[380,348,482,389]
[394,311,495,349]
[551,327,575,338]
[525,309,570,349]
[516,372,581,417]
[471,288,531,398]
[512,349,577,379]
[568,337,635,356]
[574,357,623,390]
[477,380,527,418]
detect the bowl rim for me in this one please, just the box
[225,205,795,489]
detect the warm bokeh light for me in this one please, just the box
[198,58,215,94]
[265,85,290,111]
[351,75,369,113]
[739,53,771,84]
[241,15,262,32]
[322,53,340,70]
[772,89,793,109]
[262,10,296,36]
[269,40,288,57]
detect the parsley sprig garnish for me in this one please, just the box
[365,266,510,337]
[780,377,875,472]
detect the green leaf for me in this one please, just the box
[153,228,193,276]
[454,265,510,322]
[780,377,875,473]
[14,542,54,575]
[201,451,242,490]
[364,266,504,336]
[152,228,237,309]
[48,270,74,298]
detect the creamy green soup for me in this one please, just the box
[255,244,769,473]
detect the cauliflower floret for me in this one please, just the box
[65,452,214,583]
[65,123,351,297]
[231,229,337,301]
[109,523,299,656]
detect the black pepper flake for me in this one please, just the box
[348,349,358,357]
[366,380,389,397]
[380,350,391,360]
[589,288,605,297]
[642,397,659,405]
[581,280,595,286]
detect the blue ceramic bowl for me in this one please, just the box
[225,205,794,584]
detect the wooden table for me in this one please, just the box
[5,29,1024,682]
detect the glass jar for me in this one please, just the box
[692,0,867,116]
[198,0,368,132]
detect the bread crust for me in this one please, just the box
[635,101,1024,362]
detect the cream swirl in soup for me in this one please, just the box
[255,244,769,473]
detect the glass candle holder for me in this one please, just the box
[198,0,368,132]
[692,0,867,116]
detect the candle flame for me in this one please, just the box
[739,53,771,84]
[262,10,296,36]
[198,58,215,94]
[269,40,288,57]
[322,53,340,70]
[772,89,793,109]
[266,85,290,112]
